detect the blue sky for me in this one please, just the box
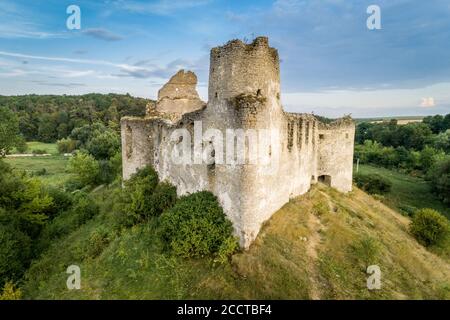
[0,0,450,117]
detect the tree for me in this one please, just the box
[85,129,121,160]
[0,107,21,157]
[68,152,100,186]
[427,156,450,204]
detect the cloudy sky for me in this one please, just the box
[0,0,449,118]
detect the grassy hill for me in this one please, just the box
[21,183,450,300]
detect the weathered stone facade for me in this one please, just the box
[121,37,355,248]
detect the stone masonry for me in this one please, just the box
[121,37,355,248]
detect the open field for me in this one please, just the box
[355,164,450,219]
[355,116,424,124]
[4,156,73,186]
[10,141,59,155]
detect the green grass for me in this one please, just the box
[4,155,74,186]
[355,164,450,219]
[20,184,450,299]
[6,142,74,186]
[25,141,59,155]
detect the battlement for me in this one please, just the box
[208,37,280,103]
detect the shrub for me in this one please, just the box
[32,149,47,155]
[15,137,28,154]
[45,186,73,219]
[0,224,32,286]
[37,193,99,251]
[410,208,450,247]
[147,181,177,217]
[0,281,22,300]
[68,151,100,186]
[35,168,47,176]
[398,204,418,217]
[125,166,159,218]
[354,173,392,195]
[159,191,238,259]
[57,138,77,154]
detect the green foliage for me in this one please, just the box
[0,94,149,142]
[68,151,100,186]
[0,281,22,300]
[423,114,450,134]
[124,167,178,222]
[354,173,392,195]
[37,192,99,250]
[427,156,450,204]
[86,129,120,160]
[108,166,162,228]
[0,106,22,157]
[149,182,178,216]
[356,121,433,151]
[410,208,450,247]
[57,138,77,154]
[0,224,32,286]
[15,137,28,153]
[159,191,238,259]
[45,186,73,219]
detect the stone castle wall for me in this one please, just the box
[121,37,355,248]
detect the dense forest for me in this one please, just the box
[0,94,150,143]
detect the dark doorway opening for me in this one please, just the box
[318,175,331,186]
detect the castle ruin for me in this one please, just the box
[121,37,355,248]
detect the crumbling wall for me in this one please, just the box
[121,36,355,249]
[155,70,205,115]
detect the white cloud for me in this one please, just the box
[420,97,435,108]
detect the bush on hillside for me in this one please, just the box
[354,173,392,195]
[0,224,32,286]
[126,166,159,219]
[57,138,77,154]
[159,191,238,259]
[37,193,99,251]
[410,208,450,247]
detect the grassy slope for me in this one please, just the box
[22,184,450,300]
[356,164,450,219]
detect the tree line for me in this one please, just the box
[355,114,450,205]
[0,94,150,143]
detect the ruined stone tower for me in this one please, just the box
[121,37,355,248]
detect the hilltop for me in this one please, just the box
[21,183,449,299]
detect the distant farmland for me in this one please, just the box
[355,115,424,124]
